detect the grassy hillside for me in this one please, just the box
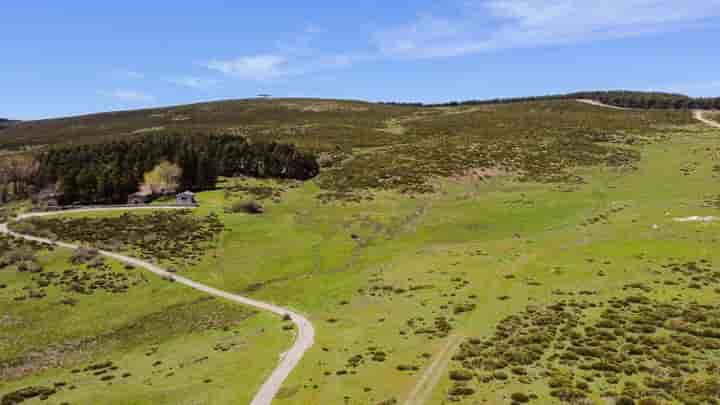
[0,119,19,131]
[0,98,694,198]
[0,99,417,150]
[406,90,720,110]
[3,99,720,404]
[0,208,291,404]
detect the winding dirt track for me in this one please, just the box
[575,99,631,110]
[693,110,720,129]
[0,207,314,405]
[577,99,720,129]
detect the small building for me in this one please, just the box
[128,192,152,205]
[176,191,197,205]
[33,185,62,209]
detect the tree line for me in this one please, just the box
[32,133,319,205]
[380,91,720,110]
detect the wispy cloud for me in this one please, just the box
[111,69,145,80]
[167,76,220,90]
[205,52,368,81]
[203,23,371,82]
[375,0,720,58]
[304,24,325,34]
[99,89,155,103]
[206,55,289,80]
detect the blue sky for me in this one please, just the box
[2,1,720,119]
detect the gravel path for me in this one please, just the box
[576,99,720,129]
[0,207,315,405]
[693,110,720,129]
[575,99,632,110]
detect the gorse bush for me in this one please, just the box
[229,200,264,214]
[70,246,100,264]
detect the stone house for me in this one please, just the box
[176,191,197,205]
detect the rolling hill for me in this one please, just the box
[0,118,19,131]
[3,92,720,404]
[2,90,717,152]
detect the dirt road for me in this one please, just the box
[693,110,720,129]
[404,335,463,405]
[575,99,631,110]
[1,207,315,405]
[576,99,720,130]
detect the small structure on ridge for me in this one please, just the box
[176,191,197,205]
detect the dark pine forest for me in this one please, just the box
[35,133,319,205]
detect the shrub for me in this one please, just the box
[449,369,473,381]
[448,386,475,396]
[10,221,37,235]
[71,246,99,264]
[4,247,37,265]
[511,392,531,403]
[1,386,56,404]
[17,260,42,273]
[229,200,264,214]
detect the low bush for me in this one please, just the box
[71,246,99,264]
[229,200,265,214]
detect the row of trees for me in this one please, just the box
[33,133,319,205]
[380,91,720,110]
[567,91,720,110]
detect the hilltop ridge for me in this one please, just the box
[2,90,717,151]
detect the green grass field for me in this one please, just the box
[2,101,720,404]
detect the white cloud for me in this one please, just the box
[304,24,325,34]
[167,76,220,89]
[205,55,288,80]
[111,69,145,80]
[375,0,720,58]
[99,89,155,103]
[205,52,368,81]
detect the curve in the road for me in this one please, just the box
[0,207,314,405]
[693,110,720,129]
[576,99,720,129]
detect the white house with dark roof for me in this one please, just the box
[176,191,197,205]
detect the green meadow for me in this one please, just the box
[2,101,720,404]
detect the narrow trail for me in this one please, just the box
[575,99,631,110]
[0,207,315,405]
[576,99,720,129]
[693,110,720,129]
[404,335,463,405]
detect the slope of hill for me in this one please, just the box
[3,94,720,404]
[0,118,19,131]
[2,92,713,151]
[411,90,720,110]
[0,98,695,199]
[0,98,415,150]
[3,110,720,404]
